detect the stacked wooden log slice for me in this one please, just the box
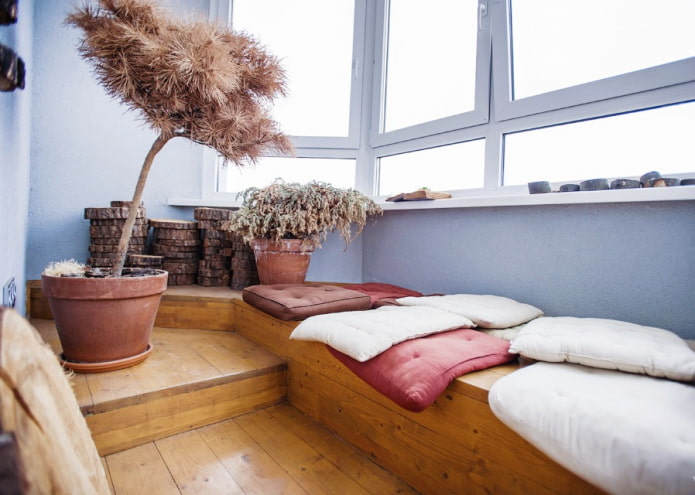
[230,233,259,290]
[84,201,148,269]
[83,204,261,288]
[149,219,200,286]
[193,208,234,287]
[127,254,164,270]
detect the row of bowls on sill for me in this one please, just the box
[528,173,695,195]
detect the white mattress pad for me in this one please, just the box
[489,362,695,495]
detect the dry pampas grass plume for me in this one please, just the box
[66,0,293,276]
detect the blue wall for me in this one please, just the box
[26,1,206,280]
[362,201,695,339]
[0,0,32,315]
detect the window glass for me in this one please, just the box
[232,0,354,136]
[383,0,478,131]
[221,157,356,193]
[510,0,695,99]
[503,102,695,186]
[204,1,695,203]
[378,140,485,196]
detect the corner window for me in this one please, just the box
[509,0,695,100]
[196,1,695,205]
[503,102,695,186]
[231,0,355,137]
[378,140,485,196]
[382,0,479,132]
[219,157,356,192]
[208,0,364,197]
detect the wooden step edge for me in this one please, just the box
[89,373,289,456]
[158,285,243,302]
[81,362,288,416]
[27,280,243,330]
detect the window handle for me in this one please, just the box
[479,1,488,30]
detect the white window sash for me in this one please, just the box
[194,0,695,205]
[491,0,695,122]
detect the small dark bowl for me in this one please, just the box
[646,177,681,187]
[580,178,609,191]
[528,181,551,194]
[558,184,580,192]
[610,179,641,189]
[640,170,661,186]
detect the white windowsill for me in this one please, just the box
[378,185,695,210]
[169,186,695,210]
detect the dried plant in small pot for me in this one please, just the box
[226,179,382,284]
[42,0,291,372]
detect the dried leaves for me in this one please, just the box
[66,0,292,165]
[227,179,383,248]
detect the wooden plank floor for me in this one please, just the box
[103,403,419,495]
[30,317,418,494]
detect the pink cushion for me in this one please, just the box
[242,283,372,321]
[328,329,516,412]
[342,282,423,308]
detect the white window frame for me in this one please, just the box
[488,0,695,195]
[202,0,369,203]
[185,0,695,208]
[369,0,491,148]
[366,0,493,198]
[491,1,695,122]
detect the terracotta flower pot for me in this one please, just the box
[250,238,314,285]
[41,269,168,372]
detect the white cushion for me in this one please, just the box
[510,316,695,382]
[489,362,695,495]
[478,323,527,342]
[289,305,474,362]
[396,294,543,329]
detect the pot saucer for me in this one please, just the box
[60,344,153,373]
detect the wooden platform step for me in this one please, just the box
[32,319,287,456]
[27,281,243,331]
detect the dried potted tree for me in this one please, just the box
[227,179,382,284]
[41,0,291,372]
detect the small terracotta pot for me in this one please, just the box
[250,238,314,285]
[41,270,168,371]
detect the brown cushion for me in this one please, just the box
[242,283,372,321]
[342,282,423,308]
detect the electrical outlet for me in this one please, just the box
[3,277,17,308]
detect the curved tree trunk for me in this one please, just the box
[111,133,171,277]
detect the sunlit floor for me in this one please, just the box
[103,403,419,495]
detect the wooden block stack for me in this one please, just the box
[230,233,259,290]
[193,208,234,287]
[149,219,200,285]
[127,254,164,270]
[84,201,148,269]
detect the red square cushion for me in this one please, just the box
[242,283,371,321]
[342,282,423,308]
[328,329,516,412]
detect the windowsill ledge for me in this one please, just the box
[169,186,695,210]
[378,185,695,210]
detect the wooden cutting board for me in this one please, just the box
[386,189,452,202]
